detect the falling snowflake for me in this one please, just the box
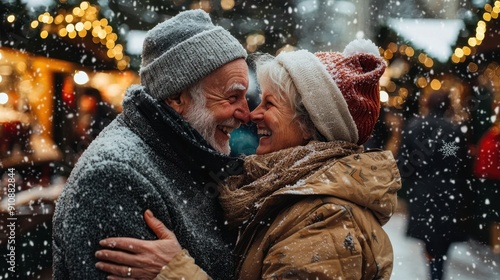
[438,141,459,158]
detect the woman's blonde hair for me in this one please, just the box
[254,54,324,141]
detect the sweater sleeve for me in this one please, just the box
[53,161,171,280]
[259,202,364,280]
[155,249,212,280]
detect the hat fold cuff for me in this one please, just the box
[277,50,359,143]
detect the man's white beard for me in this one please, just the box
[184,96,232,155]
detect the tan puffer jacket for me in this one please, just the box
[157,151,401,280]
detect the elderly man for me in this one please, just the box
[52,9,250,279]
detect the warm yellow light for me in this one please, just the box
[87,7,98,19]
[246,34,257,46]
[7,15,15,23]
[221,0,235,10]
[468,37,477,47]
[75,22,84,31]
[246,44,257,53]
[418,53,426,63]
[454,48,464,58]
[399,44,407,54]
[430,79,441,90]
[73,7,82,16]
[478,20,486,28]
[58,28,68,37]
[117,60,128,71]
[255,34,265,45]
[40,30,49,39]
[93,25,102,34]
[107,49,115,58]
[384,50,393,60]
[396,96,404,105]
[98,30,107,39]
[483,12,492,21]
[496,1,500,7]
[31,20,39,28]
[405,47,415,57]
[78,30,87,38]
[114,44,123,53]
[491,11,498,19]
[476,33,485,41]
[65,14,74,23]
[84,21,92,30]
[388,42,398,53]
[476,25,486,34]
[424,58,434,68]
[100,18,108,26]
[107,33,117,41]
[106,40,115,49]
[485,4,493,12]
[66,23,75,32]
[80,1,90,10]
[416,77,428,88]
[55,14,64,24]
[115,53,123,60]
[68,31,77,39]
[41,14,50,23]
[463,46,471,55]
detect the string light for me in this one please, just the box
[31,1,129,70]
[451,2,499,64]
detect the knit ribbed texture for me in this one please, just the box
[276,50,359,144]
[139,9,247,100]
[275,39,385,145]
[315,50,386,144]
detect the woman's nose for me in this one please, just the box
[250,105,264,122]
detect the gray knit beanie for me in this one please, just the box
[139,9,248,100]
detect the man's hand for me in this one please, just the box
[95,210,182,280]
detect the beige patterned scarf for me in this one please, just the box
[219,140,363,228]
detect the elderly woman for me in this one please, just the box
[95,39,401,280]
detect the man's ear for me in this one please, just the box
[165,89,191,115]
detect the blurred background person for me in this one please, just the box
[472,100,500,254]
[398,90,471,280]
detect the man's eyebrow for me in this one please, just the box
[228,83,247,92]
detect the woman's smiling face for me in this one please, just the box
[250,88,311,155]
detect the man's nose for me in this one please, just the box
[234,99,250,124]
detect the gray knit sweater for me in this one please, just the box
[52,85,241,279]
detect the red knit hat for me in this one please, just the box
[315,45,386,144]
[276,39,386,145]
